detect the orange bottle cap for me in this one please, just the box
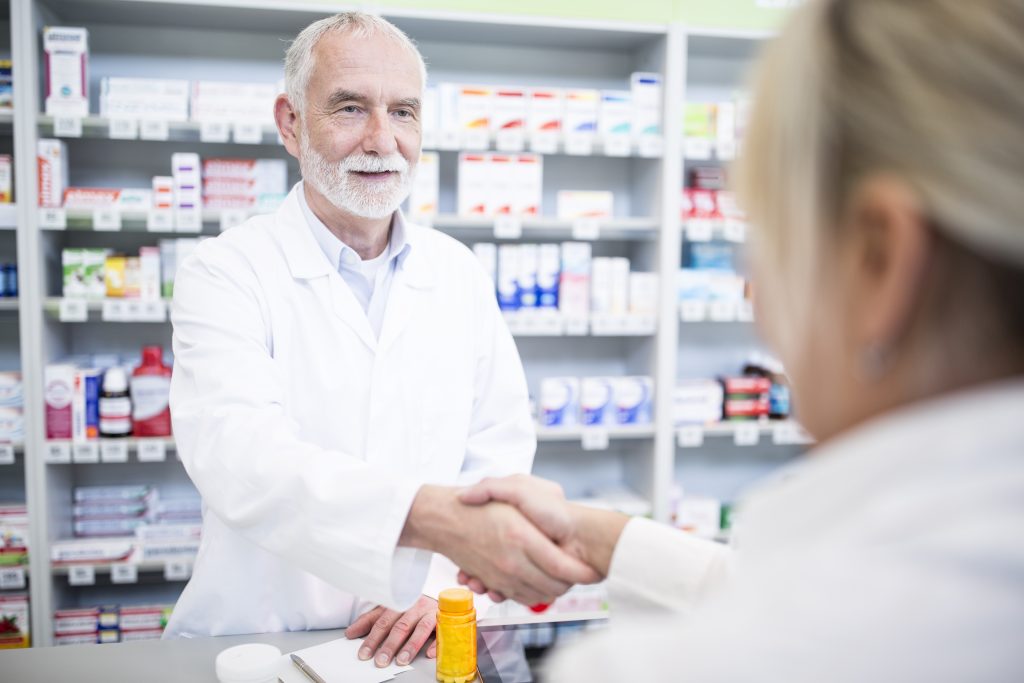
[438,588,474,613]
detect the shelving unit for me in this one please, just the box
[0,0,804,647]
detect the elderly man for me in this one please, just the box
[165,11,595,668]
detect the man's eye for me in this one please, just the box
[395,109,412,118]
[340,105,359,114]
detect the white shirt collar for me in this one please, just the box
[296,180,411,273]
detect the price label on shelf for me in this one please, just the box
[638,135,664,158]
[438,129,461,151]
[564,133,594,156]
[72,441,100,464]
[69,565,96,586]
[564,317,589,336]
[100,440,129,463]
[529,132,559,155]
[571,217,601,241]
[461,130,490,151]
[581,428,610,451]
[686,220,713,242]
[602,134,631,157]
[233,121,263,144]
[0,444,14,465]
[147,208,174,232]
[737,300,755,322]
[723,219,747,243]
[58,298,88,323]
[110,562,139,584]
[679,300,706,322]
[45,441,72,464]
[101,299,127,322]
[421,129,438,151]
[200,120,231,143]
[164,560,192,581]
[676,425,705,448]
[139,119,170,141]
[108,117,139,140]
[495,130,525,152]
[175,210,202,233]
[772,422,799,446]
[716,139,737,161]
[39,207,67,230]
[54,116,83,138]
[141,300,167,322]
[92,207,122,231]
[493,215,522,240]
[0,566,26,590]
[220,209,248,232]
[137,439,167,463]
[734,423,761,447]
[684,137,712,160]
[709,300,738,322]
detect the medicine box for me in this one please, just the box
[43,26,89,117]
[540,377,580,427]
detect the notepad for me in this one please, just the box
[277,638,414,683]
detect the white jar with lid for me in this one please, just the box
[215,643,282,683]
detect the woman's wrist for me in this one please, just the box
[570,504,631,578]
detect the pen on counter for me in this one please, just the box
[290,653,326,683]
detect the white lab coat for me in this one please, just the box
[548,379,1024,681]
[164,186,535,637]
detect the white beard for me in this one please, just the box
[299,135,414,220]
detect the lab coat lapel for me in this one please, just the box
[377,223,435,355]
[276,186,377,353]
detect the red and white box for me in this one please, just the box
[37,139,69,208]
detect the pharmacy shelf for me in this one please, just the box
[681,218,748,243]
[536,424,656,441]
[0,204,16,229]
[431,215,659,241]
[42,438,176,465]
[0,110,11,134]
[678,301,754,324]
[675,420,813,447]
[37,115,282,147]
[52,558,193,583]
[505,311,657,337]
[41,207,256,235]
[43,298,171,324]
[682,137,739,163]
[0,298,19,312]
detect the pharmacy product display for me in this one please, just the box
[65,484,201,540]
[423,74,662,153]
[475,242,658,318]
[0,594,30,649]
[682,97,750,159]
[39,141,288,221]
[44,347,173,440]
[0,504,28,568]
[0,373,24,444]
[457,153,542,218]
[62,239,199,300]
[540,376,654,428]
[0,154,12,203]
[53,603,174,645]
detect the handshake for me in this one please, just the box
[347,475,630,668]
[401,475,630,606]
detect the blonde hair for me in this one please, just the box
[736,0,1024,352]
[284,12,427,115]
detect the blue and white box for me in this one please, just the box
[540,377,580,427]
[517,243,539,308]
[497,244,520,311]
[581,377,615,426]
[537,244,560,309]
[614,376,654,424]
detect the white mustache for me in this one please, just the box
[341,154,409,174]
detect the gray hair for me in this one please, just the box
[736,0,1024,352]
[284,12,427,115]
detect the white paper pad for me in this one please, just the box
[277,637,414,683]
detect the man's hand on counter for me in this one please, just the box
[399,485,601,606]
[345,595,438,668]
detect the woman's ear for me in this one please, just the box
[843,173,932,360]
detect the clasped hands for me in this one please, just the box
[348,475,628,667]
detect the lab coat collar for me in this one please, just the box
[279,183,433,289]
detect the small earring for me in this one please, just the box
[857,342,891,382]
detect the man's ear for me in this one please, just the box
[274,94,301,160]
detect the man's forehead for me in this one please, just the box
[311,31,421,82]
